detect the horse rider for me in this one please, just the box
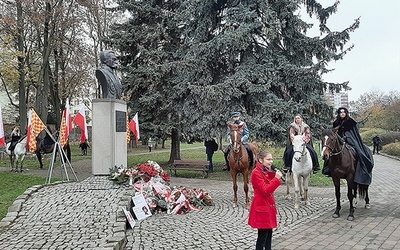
[283,114,320,174]
[322,107,374,184]
[39,126,55,153]
[223,112,254,171]
[8,126,22,154]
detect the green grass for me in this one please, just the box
[0,173,47,219]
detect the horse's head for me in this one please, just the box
[320,129,340,161]
[11,126,21,137]
[292,134,307,162]
[228,122,243,153]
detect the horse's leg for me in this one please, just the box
[286,171,292,200]
[243,170,250,208]
[19,154,25,173]
[347,181,355,221]
[231,171,238,208]
[36,152,44,169]
[293,173,300,209]
[352,182,358,208]
[9,154,14,171]
[303,174,311,206]
[332,177,341,218]
[364,185,370,209]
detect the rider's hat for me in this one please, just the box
[231,112,241,118]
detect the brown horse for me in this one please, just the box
[321,128,370,221]
[227,122,258,208]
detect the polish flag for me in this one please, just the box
[73,105,88,143]
[129,113,140,142]
[0,105,5,147]
[59,99,72,147]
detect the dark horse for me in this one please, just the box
[320,128,370,221]
[35,134,71,169]
[227,122,258,208]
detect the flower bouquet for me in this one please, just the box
[109,161,213,214]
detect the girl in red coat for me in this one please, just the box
[248,151,282,250]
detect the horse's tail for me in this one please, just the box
[357,184,368,199]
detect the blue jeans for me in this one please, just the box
[206,153,214,171]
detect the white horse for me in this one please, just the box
[5,127,27,172]
[285,134,313,209]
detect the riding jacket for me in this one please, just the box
[226,120,250,143]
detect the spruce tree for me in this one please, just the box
[108,0,359,159]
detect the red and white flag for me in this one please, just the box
[73,105,88,143]
[26,109,46,152]
[129,113,140,143]
[59,99,72,147]
[0,105,5,147]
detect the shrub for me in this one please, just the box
[378,132,400,146]
[382,142,400,157]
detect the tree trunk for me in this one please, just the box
[16,1,27,132]
[168,127,181,164]
[35,2,52,124]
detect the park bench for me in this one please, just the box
[169,160,210,178]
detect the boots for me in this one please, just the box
[322,161,330,177]
[313,165,321,174]
[244,144,254,167]
[223,147,230,171]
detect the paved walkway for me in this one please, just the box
[0,154,399,249]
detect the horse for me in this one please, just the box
[35,131,71,169]
[227,122,258,208]
[5,126,27,172]
[285,134,313,209]
[79,140,89,155]
[320,128,370,221]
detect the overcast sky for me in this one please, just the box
[303,0,400,101]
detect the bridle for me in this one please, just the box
[322,132,345,156]
[230,130,242,153]
[293,140,307,157]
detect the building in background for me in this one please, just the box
[324,91,349,109]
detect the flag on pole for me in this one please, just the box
[26,109,46,152]
[129,113,140,143]
[126,113,131,143]
[73,105,88,143]
[59,99,72,147]
[0,105,5,147]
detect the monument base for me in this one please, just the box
[92,99,127,175]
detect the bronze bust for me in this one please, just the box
[95,50,123,99]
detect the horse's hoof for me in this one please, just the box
[294,204,299,209]
[233,204,237,208]
[365,204,371,209]
[306,201,311,206]
[347,216,354,221]
[332,214,340,218]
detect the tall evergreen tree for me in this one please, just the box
[109,0,358,160]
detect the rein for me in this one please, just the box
[293,142,307,156]
[323,134,345,156]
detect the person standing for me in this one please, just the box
[147,138,153,152]
[283,114,320,174]
[372,135,382,155]
[248,151,282,250]
[204,138,218,172]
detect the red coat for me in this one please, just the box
[248,162,281,229]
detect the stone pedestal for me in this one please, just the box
[92,99,127,175]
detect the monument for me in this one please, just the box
[92,50,127,175]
